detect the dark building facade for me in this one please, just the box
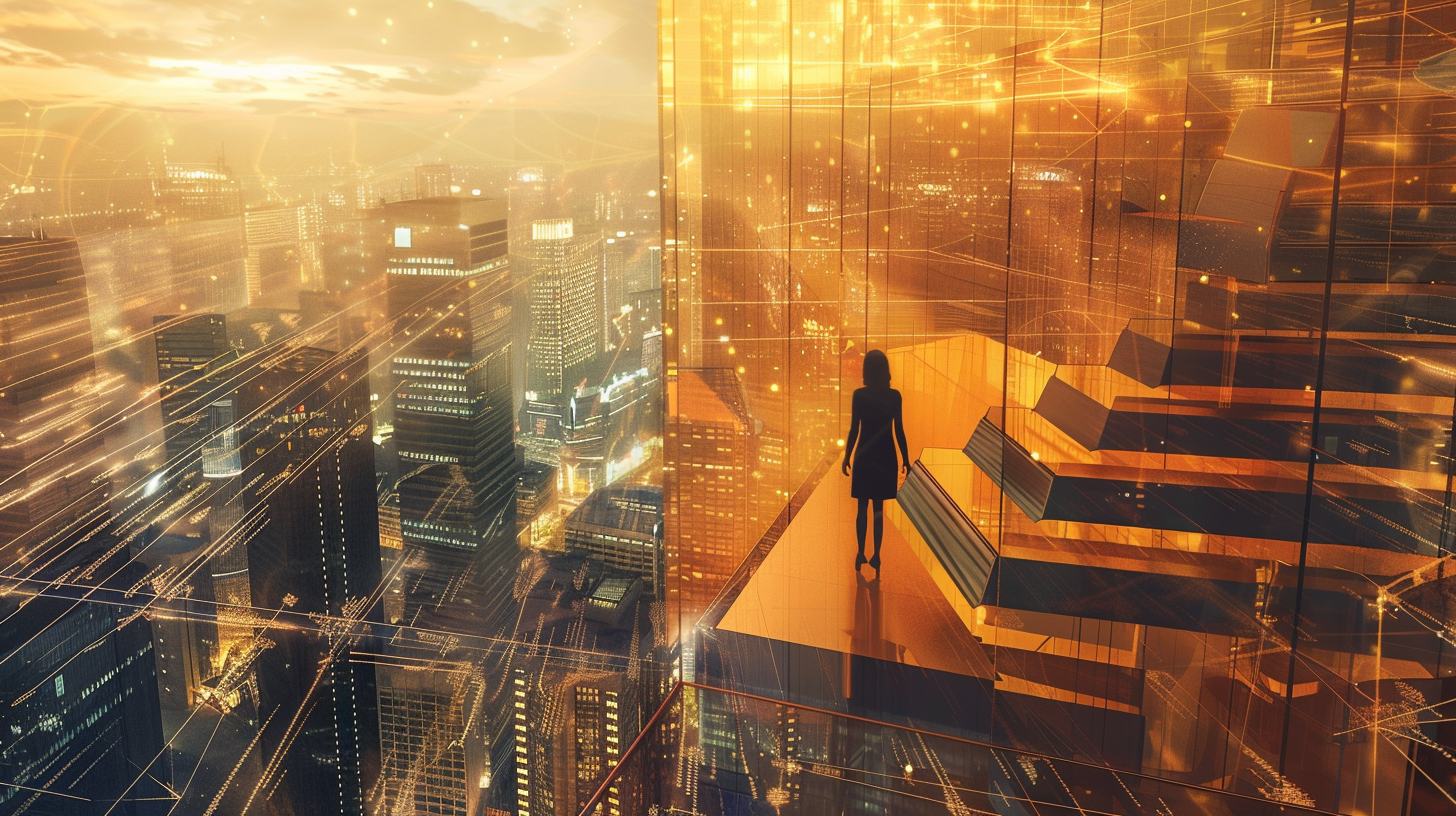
[384,197,517,626]
[0,575,171,816]
[153,313,233,481]
[564,485,664,598]
[243,345,382,816]
[0,238,170,816]
[0,237,110,550]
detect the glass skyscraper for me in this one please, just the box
[385,197,517,595]
[651,0,1456,812]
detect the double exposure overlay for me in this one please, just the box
[3,0,1456,813]
[658,0,1456,812]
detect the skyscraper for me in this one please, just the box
[384,197,516,623]
[510,557,649,816]
[655,0,1456,810]
[526,219,603,398]
[663,369,751,640]
[243,206,307,305]
[564,485,664,598]
[414,164,454,199]
[153,313,232,481]
[0,566,172,816]
[0,237,170,816]
[245,344,381,816]
[0,237,110,550]
[156,159,241,223]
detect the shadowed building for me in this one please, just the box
[245,345,382,816]
[384,197,517,623]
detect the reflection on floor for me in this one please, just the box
[715,467,991,680]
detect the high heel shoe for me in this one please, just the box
[855,553,867,571]
[869,554,881,571]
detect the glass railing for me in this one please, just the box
[578,682,1339,816]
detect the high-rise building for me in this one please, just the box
[564,485,664,598]
[145,532,219,712]
[663,369,751,638]
[157,160,241,223]
[0,237,110,549]
[245,344,382,816]
[511,557,649,816]
[153,313,232,481]
[79,218,249,359]
[516,459,557,529]
[0,238,171,816]
[0,565,172,816]
[375,614,493,816]
[414,164,454,199]
[243,206,307,305]
[654,0,1456,810]
[603,236,630,351]
[384,197,516,624]
[526,219,603,398]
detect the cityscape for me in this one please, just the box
[0,0,1455,814]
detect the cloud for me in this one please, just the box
[0,0,645,113]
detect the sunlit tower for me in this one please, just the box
[0,237,109,548]
[526,218,603,398]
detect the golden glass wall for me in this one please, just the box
[662,0,1456,811]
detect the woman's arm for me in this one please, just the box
[894,391,910,474]
[842,391,860,476]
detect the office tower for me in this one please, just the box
[375,616,493,816]
[79,218,249,357]
[0,237,110,549]
[295,200,324,289]
[655,0,1456,811]
[506,167,554,257]
[0,238,170,816]
[520,394,566,466]
[663,369,751,637]
[517,460,557,528]
[243,206,305,304]
[157,159,241,223]
[150,312,251,679]
[526,219,603,397]
[0,562,172,816]
[511,557,648,816]
[145,532,219,712]
[564,485,664,598]
[384,197,516,624]
[245,344,381,816]
[415,164,454,199]
[623,286,662,367]
[153,313,231,480]
[564,365,661,493]
[603,236,629,351]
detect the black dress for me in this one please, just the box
[846,386,909,500]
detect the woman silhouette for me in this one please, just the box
[841,350,909,572]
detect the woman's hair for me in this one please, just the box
[862,349,891,388]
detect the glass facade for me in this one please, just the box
[660,0,1456,811]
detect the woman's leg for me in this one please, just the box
[855,498,869,558]
[872,499,885,558]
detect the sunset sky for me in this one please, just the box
[0,0,656,114]
[0,0,658,187]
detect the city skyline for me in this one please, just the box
[3,0,1456,813]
